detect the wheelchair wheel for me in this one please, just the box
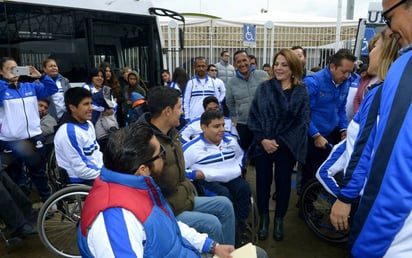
[37,185,91,258]
[299,179,349,243]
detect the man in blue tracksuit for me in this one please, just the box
[329,1,412,255]
[301,49,356,189]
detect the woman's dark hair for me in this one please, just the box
[172,67,189,92]
[0,57,16,77]
[86,68,104,85]
[100,62,120,97]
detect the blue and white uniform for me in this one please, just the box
[183,75,220,121]
[180,116,238,144]
[0,75,57,141]
[54,115,102,182]
[342,50,412,257]
[316,119,359,197]
[183,134,243,182]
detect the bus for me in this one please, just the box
[0,0,184,87]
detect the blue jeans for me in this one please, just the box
[176,196,235,245]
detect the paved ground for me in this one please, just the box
[0,166,350,258]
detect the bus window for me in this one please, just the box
[0,2,183,87]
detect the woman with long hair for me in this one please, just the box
[248,49,310,241]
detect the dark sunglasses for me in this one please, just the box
[141,144,166,165]
[209,69,217,72]
[382,0,406,27]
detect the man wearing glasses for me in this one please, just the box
[330,0,412,257]
[207,64,226,104]
[137,86,236,246]
[78,123,238,257]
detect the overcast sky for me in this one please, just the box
[153,0,381,20]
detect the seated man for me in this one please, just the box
[180,96,238,144]
[183,109,251,243]
[137,86,235,245]
[54,87,103,184]
[38,98,57,161]
[78,123,268,258]
[0,168,37,240]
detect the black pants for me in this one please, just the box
[254,147,296,218]
[0,171,33,232]
[0,136,50,202]
[236,123,253,153]
[301,128,342,190]
[200,177,251,233]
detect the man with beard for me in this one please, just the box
[137,86,235,245]
[183,56,220,121]
[78,123,236,257]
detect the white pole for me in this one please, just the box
[264,21,274,64]
[263,27,268,65]
[175,25,179,67]
[336,0,342,52]
[168,20,178,70]
[167,23,172,70]
[270,24,275,64]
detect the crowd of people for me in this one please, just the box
[1,1,412,256]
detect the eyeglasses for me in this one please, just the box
[141,144,166,165]
[382,0,406,27]
[209,69,217,72]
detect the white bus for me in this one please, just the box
[0,0,184,86]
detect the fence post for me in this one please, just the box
[263,21,274,64]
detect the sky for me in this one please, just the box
[153,0,381,20]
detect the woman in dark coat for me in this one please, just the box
[248,48,309,241]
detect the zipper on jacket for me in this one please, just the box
[15,87,31,139]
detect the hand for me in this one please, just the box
[341,130,347,140]
[28,66,42,78]
[261,139,279,154]
[313,134,328,149]
[213,244,235,258]
[330,199,351,231]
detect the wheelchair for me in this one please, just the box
[299,178,349,243]
[37,149,91,258]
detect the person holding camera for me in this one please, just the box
[0,57,58,202]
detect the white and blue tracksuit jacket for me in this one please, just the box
[315,82,382,198]
[342,50,412,257]
[183,133,243,183]
[0,75,58,141]
[183,75,220,121]
[54,118,102,182]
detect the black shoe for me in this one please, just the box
[274,217,284,241]
[11,222,38,238]
[258,214,269,240]
[240,232,251,246]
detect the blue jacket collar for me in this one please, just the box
[100,166,158,190]
[235,65,255,81]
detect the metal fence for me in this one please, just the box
[161,18,358,76]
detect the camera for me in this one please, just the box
[12,66,30,76]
